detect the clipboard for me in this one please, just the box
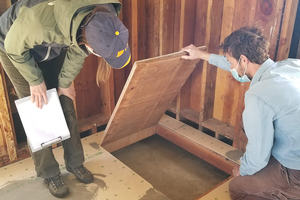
[15,88,70,152]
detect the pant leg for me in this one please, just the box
[229,157,300,200]
[37,50,84,169]
[59,95,84,168]
[0,50,60,178]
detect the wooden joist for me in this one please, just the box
[157,115,242,175]
[202,118,235,140]
[78,114,110,134]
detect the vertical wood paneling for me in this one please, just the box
[113,0,126,103]
[173,0,183,52]
[199,0,224,123]
[177,0,198,120]
[74,55,102,120]
[0,64,16,161]
[276,0,299,61]
[160,0,175,55]
[254,0,284,60]
[190,0,208,113]
[146,0,160,58]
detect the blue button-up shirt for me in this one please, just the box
[209,54,300,176]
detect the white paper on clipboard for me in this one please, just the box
[15,88,70,152]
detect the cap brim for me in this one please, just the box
[104,46,131,69]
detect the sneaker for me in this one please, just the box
[66,165,94,184]
[45,173,69,198]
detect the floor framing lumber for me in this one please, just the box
[157,115,241,175]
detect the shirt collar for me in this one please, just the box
[250,58,275,87]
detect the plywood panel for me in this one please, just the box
[101,48,205,145]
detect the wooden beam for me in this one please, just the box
[202,118,234,140]
[157,115,241,175]
[78,114,110,133]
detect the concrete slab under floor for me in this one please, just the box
[112,134,230,200]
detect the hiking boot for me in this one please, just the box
[45,173,69,198]
[66,165,94,184]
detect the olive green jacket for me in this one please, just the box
[0,0,121,88]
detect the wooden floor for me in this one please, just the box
[0,133,169,200]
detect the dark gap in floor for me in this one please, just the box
[165,110,176,119]
[112,134,230,200]
[201,127,216,138]
[218,135,233,146]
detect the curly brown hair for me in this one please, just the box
[220,26,270,64]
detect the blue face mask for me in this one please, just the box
[230,58,251,82]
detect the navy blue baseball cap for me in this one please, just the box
[84,12,131,69]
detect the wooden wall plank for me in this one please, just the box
[0,65,17,161]
[146,0,160,58]
[255,0,285,60]
[199,0,224,124]
[276,0,299,61]
[98,61,116,117]
[232,85,248,152]
[222,0,256,125]
[176,0,197,120]
[160,0,175,55]
[173,0,183,52]
[190,0,208,113]
[113,0,126,103]
[74,55,102,120]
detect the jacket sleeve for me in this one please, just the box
[208,54,231,72]
[239,94,275,176]
[58,45,87,88]
[4,22,44,86]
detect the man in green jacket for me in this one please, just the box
[0,0,131,198]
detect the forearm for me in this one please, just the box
[197,50,211,62]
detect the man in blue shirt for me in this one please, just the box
[181,27,300,200]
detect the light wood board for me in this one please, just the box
[101,47,205,145]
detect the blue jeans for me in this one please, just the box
[0,50,84,178]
